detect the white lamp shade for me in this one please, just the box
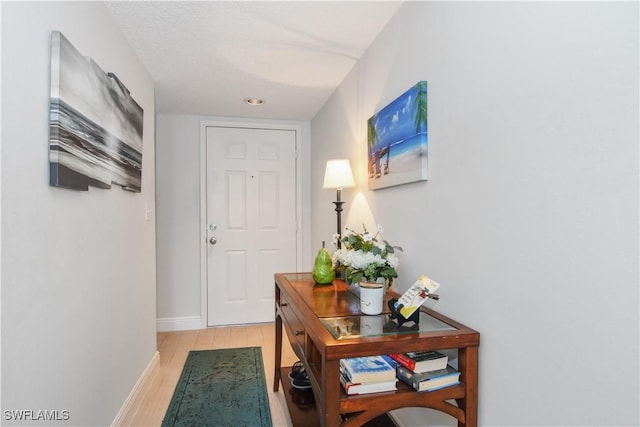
[323,159,355,189]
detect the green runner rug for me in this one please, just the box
[161,347,272,427]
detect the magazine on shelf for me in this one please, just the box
[340,356,396,384]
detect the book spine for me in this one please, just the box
[389,353,416,371]
[340,372,353,393]
[381,355,397,368]
[342,369,358,384]
[339,362,353,382]
[395,365,420,391]
[340,365,355,384]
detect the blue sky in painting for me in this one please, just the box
[369,83,427,155]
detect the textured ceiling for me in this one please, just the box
[105,1,402,121]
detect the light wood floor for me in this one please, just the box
[125,324,299,427]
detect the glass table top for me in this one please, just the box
[320,311,456,340]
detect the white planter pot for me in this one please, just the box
[359,280,385,315]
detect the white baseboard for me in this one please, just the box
[156,315,204,332]
[111,350,160,427]
[388,410,405,427]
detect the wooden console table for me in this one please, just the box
[273,273,480,427]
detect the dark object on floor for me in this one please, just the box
[280,366,398,427]
[289,387,315,406]
[289,360,312,390]
[162,347,272,427]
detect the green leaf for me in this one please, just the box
[350,271,363,284]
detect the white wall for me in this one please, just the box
[155,115,203,330]
[312,2,639,426]
[155,114,311,329]
[1,2,157,425]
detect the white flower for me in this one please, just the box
[332,224,402,285]
[331,233,341,246]
[386,253,399,269]
[377,224,384,233]
[348,250,386,270]
[333,248,347,263]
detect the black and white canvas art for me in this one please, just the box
[49,31,143,192]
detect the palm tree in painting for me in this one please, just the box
[413,81,428,133]
[367,117,379,178]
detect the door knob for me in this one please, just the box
[209,237,217,245]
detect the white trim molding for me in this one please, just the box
[156,316,204,332]
[198,117,311,328]
[111,351,160,427]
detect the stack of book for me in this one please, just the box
[339,356,397,395]
[389,351,461,392]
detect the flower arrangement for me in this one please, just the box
[332,224,403,286]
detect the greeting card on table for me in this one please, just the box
[396,275,440,319]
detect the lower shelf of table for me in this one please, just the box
[279,366,397,427]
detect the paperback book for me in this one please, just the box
[339,371,397,395]
[389,350,448,373]
[340,356,396,384]
[396,364,460,392]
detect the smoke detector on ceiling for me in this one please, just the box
[244,97,265,106]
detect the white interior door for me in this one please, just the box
[206,126,296,326]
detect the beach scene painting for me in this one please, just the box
[49,31,144,192]
[368,81,428,190]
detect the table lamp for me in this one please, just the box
[323,159,355,248]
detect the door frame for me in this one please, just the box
[199,118,310,327]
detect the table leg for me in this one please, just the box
[321,359,342,427]
[274,309,283,392]
[456,346,478,427]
